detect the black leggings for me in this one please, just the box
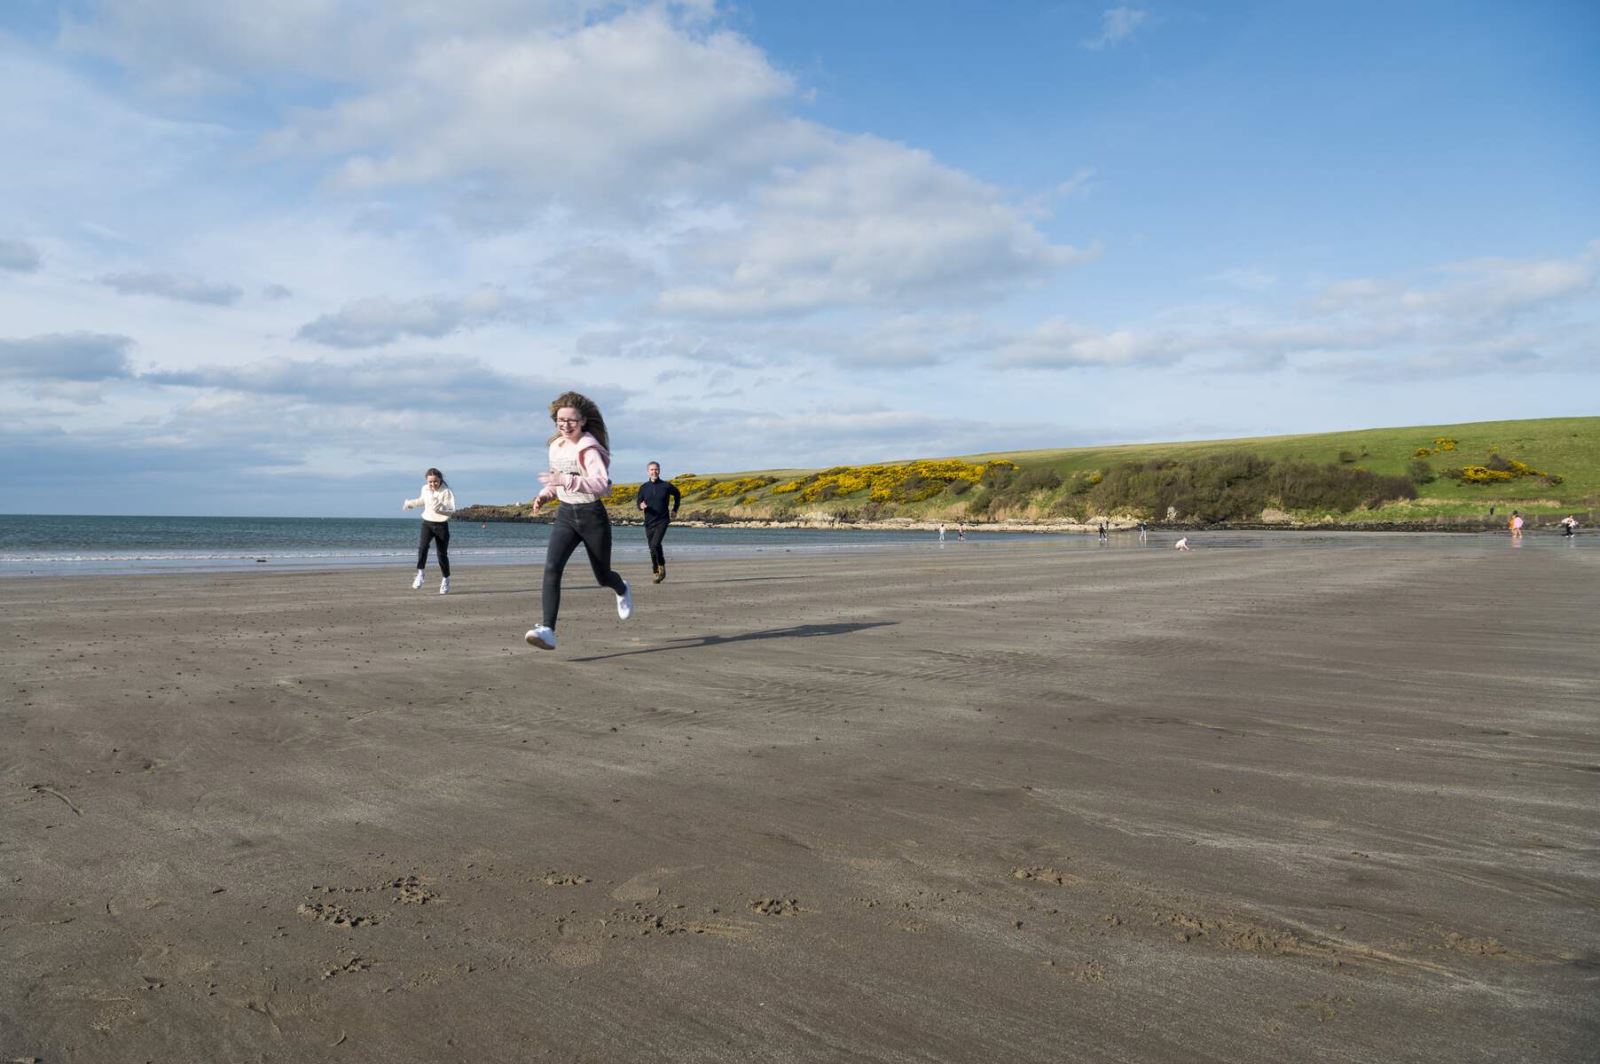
[543,501,626,628]
[645,517,670,569]
[417,520,450,577]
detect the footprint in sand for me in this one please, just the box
[610,869,671,902]
[550,918,605,968]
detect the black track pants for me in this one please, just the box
[417,520,450,577]
[542,502,626,628]
[645,517,670,570]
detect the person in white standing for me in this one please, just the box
[524,392,632,652]
[404,467,456,593]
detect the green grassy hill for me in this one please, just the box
[460,416,1598,528]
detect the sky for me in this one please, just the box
[1,0,1596,516]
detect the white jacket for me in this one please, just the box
[404,486,457,523]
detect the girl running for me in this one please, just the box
[524,392,632,651]
[404,468,456,593]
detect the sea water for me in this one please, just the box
[0,514,1578,577]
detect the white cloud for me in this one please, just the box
[0,332,135,380]
[658,135,1089,317]
[0,238,42,272]
[267,9,799,211]
[996,243,1600,376]
[60,0,604,92]
[1206,267,1277,292]
[296,288,528,348]
[1082,7,1152,51]
[0,43,231,217]
[143,351,590,413]
[536,244,660,300]
[100,270,244,305]
[1056,167,1097,199]
[1313,248,1596,322]
[995,320,1186,368]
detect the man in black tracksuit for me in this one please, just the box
[635,462,681,583]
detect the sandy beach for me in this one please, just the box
[4,540,1597,1062]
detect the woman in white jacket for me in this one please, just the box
[404,468,456,593]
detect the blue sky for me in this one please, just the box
[1,0,1595,515]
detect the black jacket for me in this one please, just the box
[635,479,681,521]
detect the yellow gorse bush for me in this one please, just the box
[1449,455,1551,485]
[772,459,1009,504]
[697,476,780,500]
[604,460,1017,510]
[1416,437,1456,458]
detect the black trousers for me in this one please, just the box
[543,501,626,628]
[416,520,450,576]
[644,517,671,569]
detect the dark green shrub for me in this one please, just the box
[981,465,1015,489]
[1086,451,1414,521]
[1015,467,1063,492]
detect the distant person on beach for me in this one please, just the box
[635,461,681,583]
[524,393,632,652]
[1561,515,1578,536]
[1510,511,1524,538]
[1098,521,1108,542]
[403,468,455,594]
[1137,520,1148,543]
[957,525,966,543]
[1174,536,1191,551]
[938,523,946,543]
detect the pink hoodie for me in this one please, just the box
[536,432,612,505]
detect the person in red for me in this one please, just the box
[524,392,632,651]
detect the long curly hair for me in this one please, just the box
[546,391,610,452]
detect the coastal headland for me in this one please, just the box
[458,416,1600,532]
[4,540,1595,1061]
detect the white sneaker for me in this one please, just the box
[439,577,450,595]
[616,580,633,620]
[525,625,556,651]
[411,570,424,589]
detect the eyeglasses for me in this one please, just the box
[555,418,582,426]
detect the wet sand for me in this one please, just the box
[4,541,1597,1062]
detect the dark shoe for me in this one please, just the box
[653,565,665,584]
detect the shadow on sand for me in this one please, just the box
[568,621,896,662]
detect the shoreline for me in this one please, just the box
[461,512,1564,534]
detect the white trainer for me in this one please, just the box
[616,580,633,620]
[411,570,424,589]
[439,577,450,595]
[525,625,557,651]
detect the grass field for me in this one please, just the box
[962,417,1599,502]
